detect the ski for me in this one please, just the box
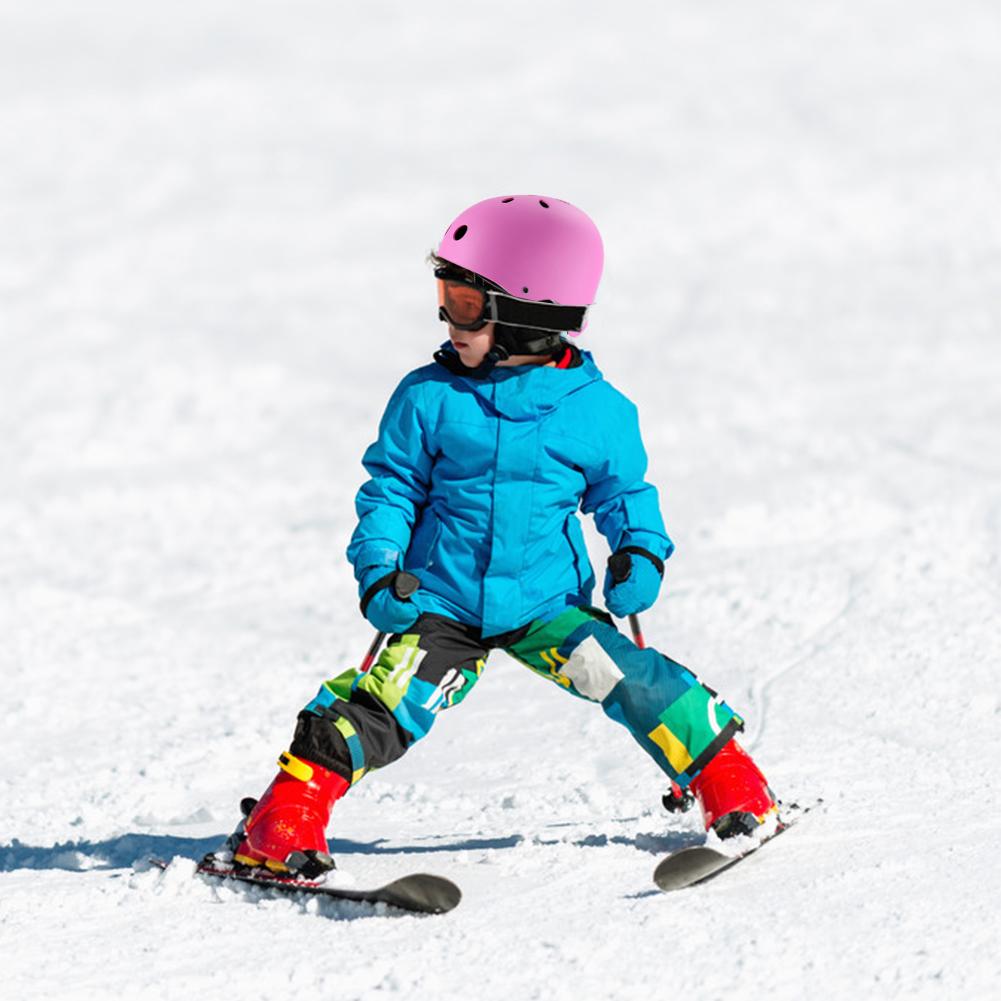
[653,800,819,893]
[150,856,461,915]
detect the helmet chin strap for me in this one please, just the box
[467,327,562,378]
[433,330,565,380]
[493,325,565,358]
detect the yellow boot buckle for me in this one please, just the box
[277,751,314,782]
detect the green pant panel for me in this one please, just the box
[294,609,743,787]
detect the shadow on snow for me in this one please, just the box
[0,825,701,873]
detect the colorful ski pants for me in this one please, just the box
[291,606,743,789]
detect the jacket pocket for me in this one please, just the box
[407,509,443,573]
[562,514,585,590]
[423,513,444,571]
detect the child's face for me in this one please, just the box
[448,322,496,368]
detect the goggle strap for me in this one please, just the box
[436,266,590,333]
[488,293,588,333]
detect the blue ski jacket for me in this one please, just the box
[346,349,674,638]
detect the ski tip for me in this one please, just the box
[652,846,729,892]
[381,873,462,914]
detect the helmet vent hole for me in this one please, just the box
[522,287,529,293]
[501,197,514,203]
[453,224,468,240]
[539,200,550,208]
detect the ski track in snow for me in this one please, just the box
[2,2,1000,999]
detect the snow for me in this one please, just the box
[1,0,999,998]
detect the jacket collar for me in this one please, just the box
[434,343,602,420]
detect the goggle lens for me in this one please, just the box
[437,279,488,328]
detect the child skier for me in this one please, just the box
[229,195,777,878]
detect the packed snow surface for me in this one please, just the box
[1,1,998,999]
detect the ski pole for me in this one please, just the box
[628,613,645,649]
[359,630,386,673]
[631,612,691,812]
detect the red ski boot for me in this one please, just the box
[689,739,777,839]
[233,751,349,877]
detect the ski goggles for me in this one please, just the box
[435,267,589,334]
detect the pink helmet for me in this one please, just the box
[436,195,604,308]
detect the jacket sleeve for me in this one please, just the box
[346,375,435,589]
[580,396,674,561]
